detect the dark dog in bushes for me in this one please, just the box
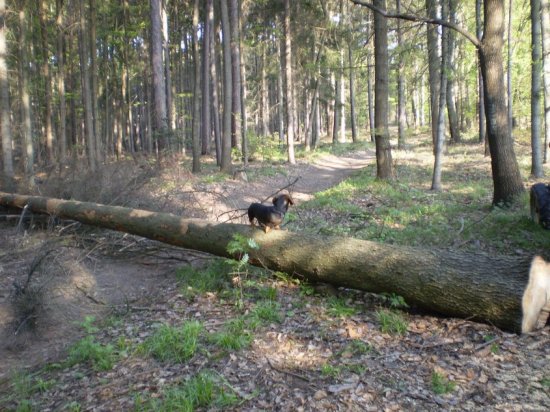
[247,194,294,233]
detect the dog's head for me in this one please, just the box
[272,194,294,211]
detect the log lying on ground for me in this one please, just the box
[0,191,549,334]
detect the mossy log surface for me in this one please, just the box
[1,191,548,334]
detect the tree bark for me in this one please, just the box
[426,0,440,148]
[0,0,13,180]
[446,0,461,144]
[283,0,296,164]
[396,0,406,150]
[78,0,97,172]
[541,0,550,163]
[201,0,212,155]
[373,0,393,179]
[150,0,169,151]
[1,191,549,335]
[476,0,486,145]
[220,0,233,173]
[531,0,544,177]
[191,0,201,173]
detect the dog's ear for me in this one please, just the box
[272,196,278,204]
[286,195,294,205]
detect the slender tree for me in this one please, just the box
[78,0,97,172]
[426,0,440,147]
[0,0,13,180]
[283,0,296,164]
[201,0,212,155]
[476,0,486,144]
[191,0,201,173]
[220,0,233,172]
[17,3,34,182]
[396,0,407,149]
[150,0,169,151]
[373,0,393,179]
[531,0,544,177]
[541,0,550,163]
[38,0,55,163]
[446,0,460,143]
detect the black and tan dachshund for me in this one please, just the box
[247,194,294,233]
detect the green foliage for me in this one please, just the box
[142,321,203,363]
[431,371,456,395]
[209,317,253,351]
[137,371,238,411]
[320,363,342,378]
[376,309,408,335]
[346,339,373,355]
[176,260,232,298]
[250,300,281,323]
[326,296,357,318]
[67,336,115,371]
[381,293,409,309]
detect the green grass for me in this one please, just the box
[135,371,238,412]
[376,309,408,335]
[142,321,203,363]
[67,336,115,371]
[431,371,456,395]
[176,260,232,298]
[249,300,282,324]
[208,317,253,351]
[326,296,357,318]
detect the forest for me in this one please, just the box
[0,0,550,410]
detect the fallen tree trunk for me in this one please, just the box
[0,191,549,334]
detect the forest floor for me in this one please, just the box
[0,138,549,411]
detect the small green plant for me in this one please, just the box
[226,234,260,307]
[67,336,115,371]
[79,315,99,334]
[346,339,373,355]
[320,363,341,378]
[142,321,203,363]
[257,286,278,301]
[176,260,232,298]
[431,371,456,395]
[376,309,408,335]
[142,371,238,411]
[381,293,409,309]
[326,296,357,318]
[209,317,253,351]
[250,300,281,324]
[541,377,550,389]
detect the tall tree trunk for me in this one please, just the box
[201,0,212,155]
[396,0,406,149]
[229,0,243,157]
[276,36,284,144]
[283,0,296,164]
[531,0,544,177]
[260,42,269,137]
[431,0,448,191]
[373,0,393,179]
[150,0,168,151]
[480,0,525,205]
[426,0,440,147]
[191,0,201,173]
[348,44,358,143]
[38,0,55,164]
[476,0,486,144]
[446,0,461,144]
[209,17,222,165]
[220,0,233,172]
[17,4,34,183]
[2,191,549,335]
[0,0,13,180]
[541,0,550,163]
[89,0,101,163]
[162,0,174,132]
[78,0,96,172]
[507,0,514,134]
[56,0,67,161]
